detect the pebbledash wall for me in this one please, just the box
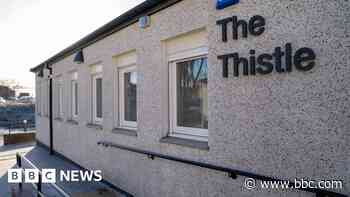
[33,0,349,197]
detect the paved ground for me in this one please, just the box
[0,143,129,197]
[0,143,36,196]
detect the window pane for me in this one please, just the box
[59,86,61,113]
[57,85,60,116]
[124,71,137,122]
[59,85,62,116]
[177,58,208,129]
[96,78,102,118]
[74,82,78,115]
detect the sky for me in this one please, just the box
[0,0,144,93]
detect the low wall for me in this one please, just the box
[3,132,36,145]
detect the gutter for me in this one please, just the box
[30,0,182,73]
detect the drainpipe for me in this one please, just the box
[46,64,54,155]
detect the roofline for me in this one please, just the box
[30,0,183,73]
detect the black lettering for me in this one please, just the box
[285,43,292,72]
[232,16,248,40]
[249,15,265,36]
[294,47,316,71]
[232,53,249,77]
[273,47,285,73]
[249,50,256,75]
[257,54,273,74]
[218,54,230,78]
[216,17,232,42]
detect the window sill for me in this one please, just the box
[160,136,209,151]
[112,128,137,137]
[54,117,64,122]
[67,119,79,125]
[86,123,103,130]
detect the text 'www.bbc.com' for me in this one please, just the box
[243,178,343,191]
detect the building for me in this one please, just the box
[30,0,349,196]
[0,85,15,99]
[18,92,30,98]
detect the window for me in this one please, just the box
[71,73,78,119]
[43,80,49,116]
[56,79,63,118]
[41,82,45,116]
[118,66,137,129]
[92,73,103,124]
[37,82,41,115]
[113,51,137,130]
[170,56,208,140]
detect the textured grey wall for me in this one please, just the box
[35,0,349,196]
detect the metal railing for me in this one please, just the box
[7,120,35,133]
[97,141,347,197]
[16,153,70,197]
[0,104,35,133]
[0,120,35,134]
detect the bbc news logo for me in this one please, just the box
[8,169,102,183]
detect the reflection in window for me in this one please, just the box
[124,71,137,122]
[96,78,102,118]
[177,58,208,129]
[72,80,78,117]
[57,82,63,117]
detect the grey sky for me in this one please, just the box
[0,0,144,92]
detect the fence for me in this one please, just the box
[6,120,35,133]
[0,104,35,134]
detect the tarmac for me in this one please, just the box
[0,142,129,197]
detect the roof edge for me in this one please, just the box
[30,0,182,73]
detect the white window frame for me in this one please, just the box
[118,65,137,129]
[41,82,45,116]
[44,79,49,116]
[169,48,208,141]
[71,80,78,118]
[71,73,78,119]
[92,73,103,124]
[57,79,63,118]
[37,82,41,115]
